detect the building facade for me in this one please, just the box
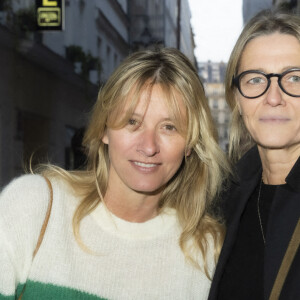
[273,0,300,13]
[0,0,195,187]
[129,0,195,63]
[198,61,230,151]
[242,0,273,24]
[243,0,300,23]
[205,82,230,151]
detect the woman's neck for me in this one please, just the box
[258,145,300,185]
[103,186,161,223]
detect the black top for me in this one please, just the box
[208,146,300,300]
[217,182,277,300]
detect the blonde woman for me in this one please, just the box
[0,48,229,299]
[209,10,300,300]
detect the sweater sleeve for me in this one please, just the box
[0,174,50,297]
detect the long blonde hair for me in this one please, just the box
[42,48,230,277]
[225,9,300,162]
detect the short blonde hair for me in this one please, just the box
[225,10,300,161]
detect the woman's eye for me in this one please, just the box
[248,77,265,84]
[164,124,177,131]
[127,118,141,130]
[288,75,300,83]
[128,119,137,126]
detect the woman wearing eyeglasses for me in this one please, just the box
[208,10,300,300]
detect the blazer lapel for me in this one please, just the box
[208,170,261,299]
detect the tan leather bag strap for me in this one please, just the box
[269,218,300,300]
[32,177,53,257]
[18,176,53,300]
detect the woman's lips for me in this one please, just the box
[133,161,158,168]
[259,116,290,122]
[130,161,161,172]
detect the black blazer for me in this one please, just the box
[209,147,300,300]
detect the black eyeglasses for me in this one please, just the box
[232,68,300,99]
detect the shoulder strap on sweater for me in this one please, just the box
[33,176,53,257]
[18,176,53,300]
[269,218,300,300]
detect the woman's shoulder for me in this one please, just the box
[0,174,49,204]
[0,173,76,247]
[0,175,54,261]
[1,173,75,201]
[0,174,53,225]
[2,173,47,188]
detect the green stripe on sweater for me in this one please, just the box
[7,280,108,300]
[0,294,14,300]
[0,284,25,299]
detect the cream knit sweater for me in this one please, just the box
[0,174,214,299]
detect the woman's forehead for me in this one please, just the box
[114,84,187,127]
[239,33,300,72]
[123,83,185,109]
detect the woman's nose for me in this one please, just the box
[264,79,284,106]
[137,129,160,157]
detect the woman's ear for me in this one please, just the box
[186,148,192,157]
[236,100,242,115]
[102,130,109,145]
[234,90,243,115]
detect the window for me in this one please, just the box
[213,99,218,109]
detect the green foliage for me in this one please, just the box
[278,1,293,11]
[66,45,86,62]
[66,46,102,81]
[14,5,37,34]
[86,52,100,70]
[0,0,11,11]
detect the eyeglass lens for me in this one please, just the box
[239,70,300,98]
